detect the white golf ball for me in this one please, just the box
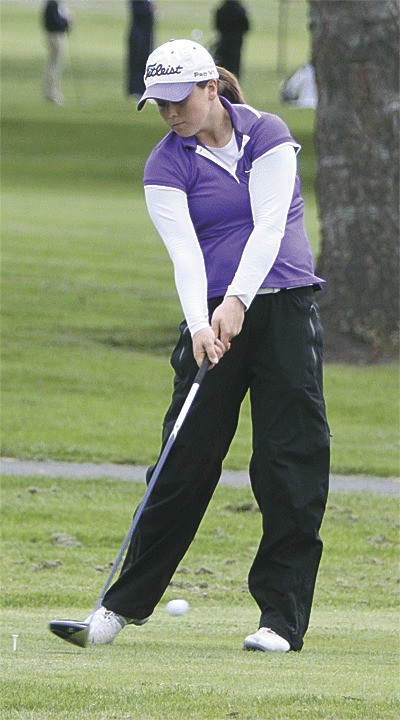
[166,599,189,616]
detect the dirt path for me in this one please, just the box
[1,457,399,495]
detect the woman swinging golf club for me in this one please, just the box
[86,39,330,653]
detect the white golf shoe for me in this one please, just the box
[243,627,290,653]
[86,606,149,645]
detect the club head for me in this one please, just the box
[49,619,90,648]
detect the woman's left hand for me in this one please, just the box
[211,296,245,348]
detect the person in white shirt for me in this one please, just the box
[280,62,317,109]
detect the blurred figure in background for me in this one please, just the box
[42,0,72,105]
[211,0,250,79]
[127,0,155,98]
[280,62,317,109]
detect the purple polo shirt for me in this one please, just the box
[143,98,324,298]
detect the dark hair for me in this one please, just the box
[197,66,245,104]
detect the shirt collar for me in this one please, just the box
[218,96,248,136]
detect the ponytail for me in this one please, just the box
[197,66,245,104]
[216,66,245,104]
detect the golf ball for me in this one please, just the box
[166,599,189,616]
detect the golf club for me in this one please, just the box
[49,357,210,647]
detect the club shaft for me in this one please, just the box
[93,357,210,612]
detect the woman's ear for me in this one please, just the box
[207,79,218,100]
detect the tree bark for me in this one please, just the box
[308,0,399,361]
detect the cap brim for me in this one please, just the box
[137,82,197,110]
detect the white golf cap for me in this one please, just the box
[137,39,219,110]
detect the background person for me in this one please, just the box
[87,40,330,654]
[126,0,155,98]
[211,0,250,78]
[42,0,72,105]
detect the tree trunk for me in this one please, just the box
[308,0,399,361]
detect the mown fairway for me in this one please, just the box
[1,475,399,719]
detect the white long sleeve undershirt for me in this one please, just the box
[144,143,297,336]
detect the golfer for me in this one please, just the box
[88,39,330,653]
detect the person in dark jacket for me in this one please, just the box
[127,0,155,97]
[212,0,250,79]
[42,0,72,104]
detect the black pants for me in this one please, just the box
[213,32,244,77]
[104,288,330,650]
[127,14,154,95]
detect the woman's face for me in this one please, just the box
[156,82,216,138]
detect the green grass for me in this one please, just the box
[1,9,399,718]
[1,0,399,478]
[2,607,398,719]
[1,475,399,719]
